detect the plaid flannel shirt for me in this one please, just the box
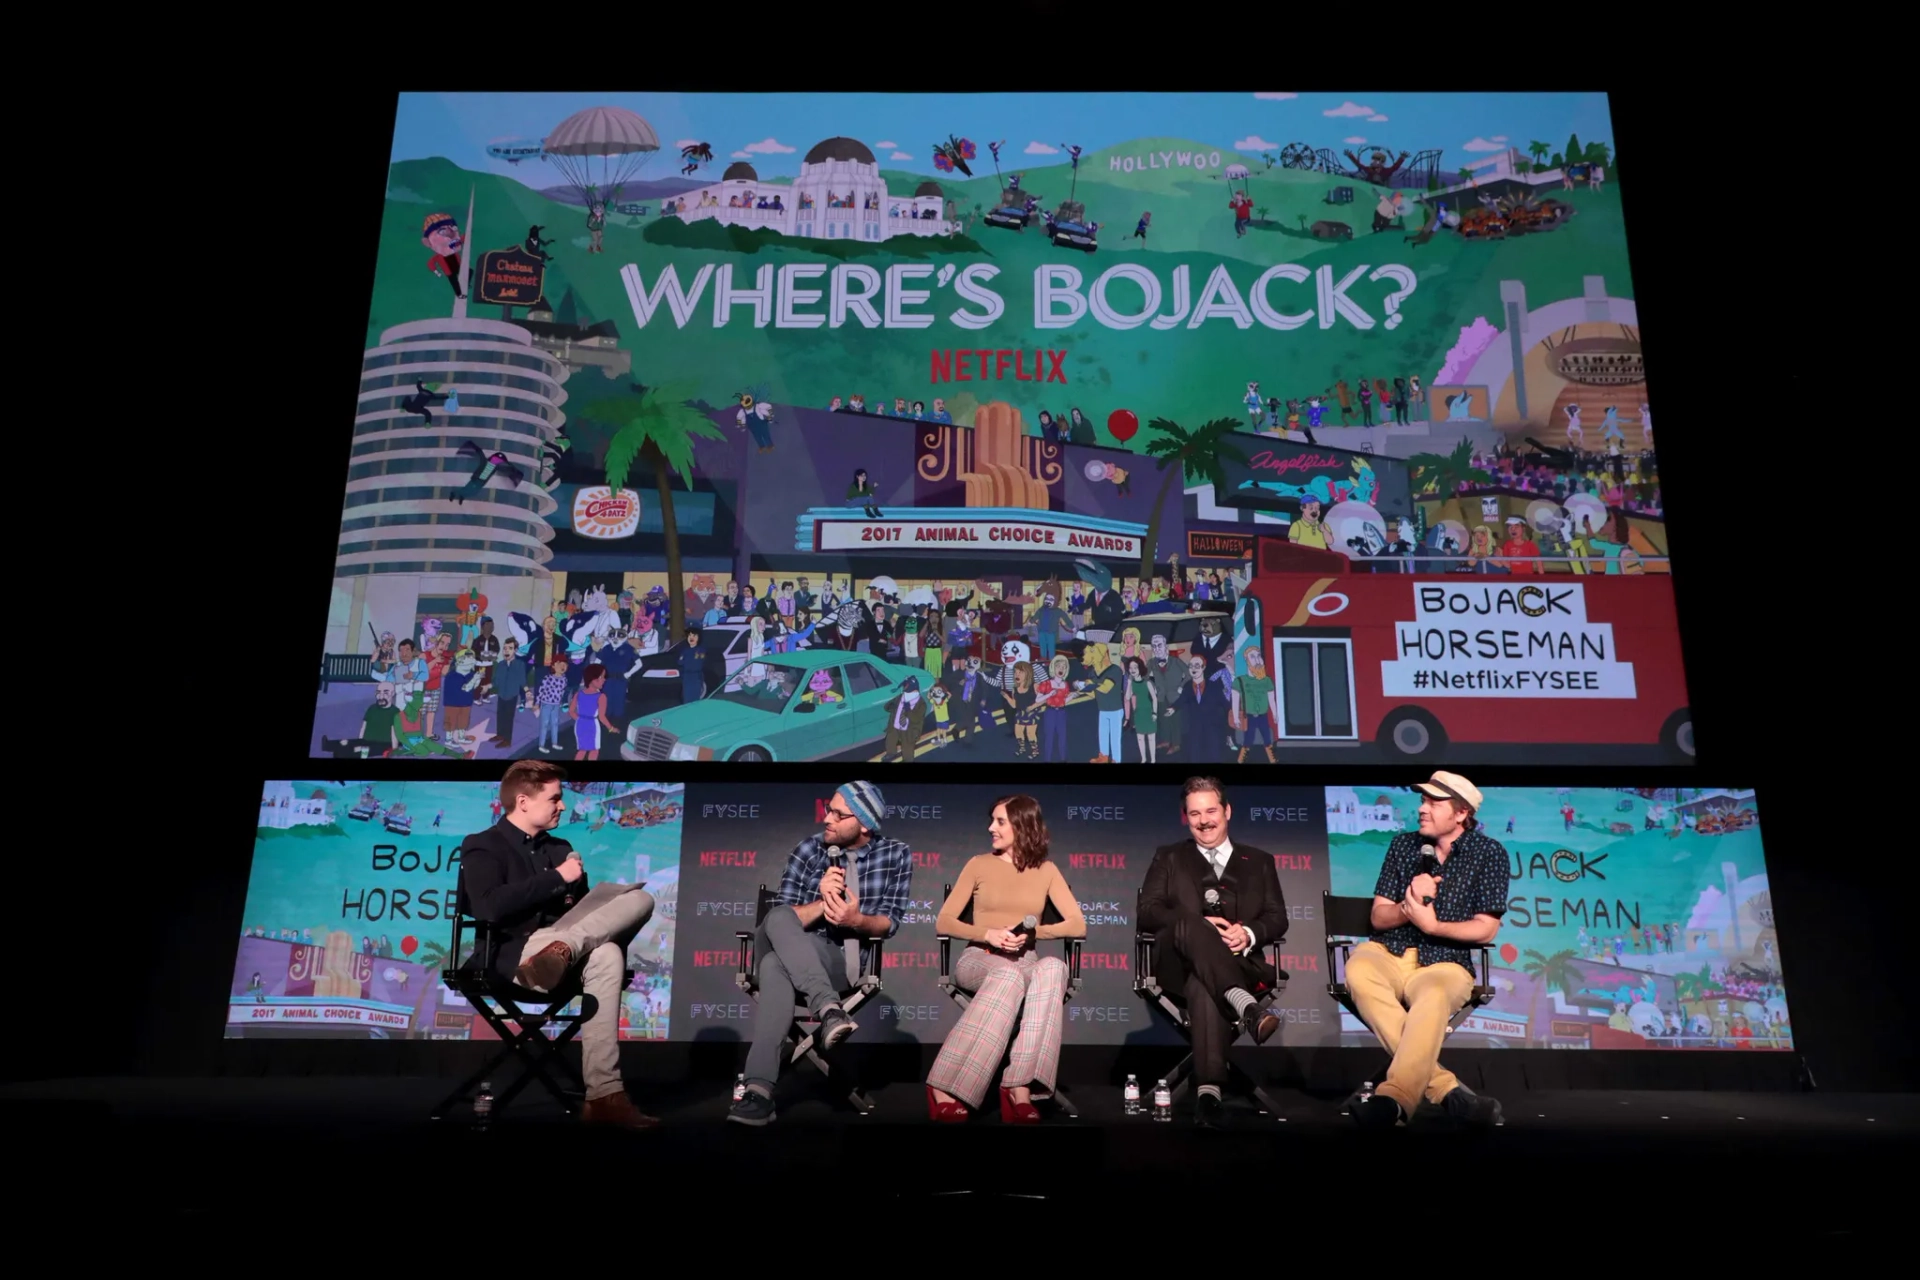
[775,834,914,940]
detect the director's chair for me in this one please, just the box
[936,882,1084,1117]
[1322,891,1496,1112]
[1133,892,1289,1115]
[431,881,633,1122]
[736,885,886,1113]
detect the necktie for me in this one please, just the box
[1199,844,1225,876]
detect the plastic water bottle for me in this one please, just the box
[732,1074,747,1103]
[1152,1079,1173,1122]
[1350,1080,1375,1115]
[1123,1074,1142,1115]
[474,1081,494,1131]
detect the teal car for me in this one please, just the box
[620,649,931,763]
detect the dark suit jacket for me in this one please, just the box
[459,818,587,980]
[1138,838,1288,998]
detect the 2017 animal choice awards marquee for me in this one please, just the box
[310,90,1687,768]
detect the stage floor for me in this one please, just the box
[7,1076,1912,1232]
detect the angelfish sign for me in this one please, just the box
[1379,583,1637,699]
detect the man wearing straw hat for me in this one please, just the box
[1346,770,1509,1130]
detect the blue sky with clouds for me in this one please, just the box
[392,91,1617,182]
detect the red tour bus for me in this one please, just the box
[1238,539,1692,763]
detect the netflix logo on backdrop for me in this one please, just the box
[672,783,1336,1048]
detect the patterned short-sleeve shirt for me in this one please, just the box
[537,674,567,706]
[1370,827,1510,973]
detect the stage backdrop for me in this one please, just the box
[310,91,1683,775]
[230,781,683,1040]
[226,782,1781,1050]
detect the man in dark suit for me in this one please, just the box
[1138,776,1287,1127]
[460,760,659,1129]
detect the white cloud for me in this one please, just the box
[1253,92,1298,100]
[675,139,701,149]
[1367,114,1389,123]
[876,140,898,149]
[1492,135,1508,143]
[731,150,753,160]
[890,151,913,161]
[1024,141,1058,155]
[742,137,796,155]
[1461,137,1505,152]
[1323,101,1376,118]
[1233,135,1281,152]
[1344,136,1367,145]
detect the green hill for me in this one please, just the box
[370,155,1636,446]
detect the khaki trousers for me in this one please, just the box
[1344,942,1475,1113]
[519,883,656,1101]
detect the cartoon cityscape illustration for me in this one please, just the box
[315,92,1671,769]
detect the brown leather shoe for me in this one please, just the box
[514,940,572,991]
[581,1092,661,1129]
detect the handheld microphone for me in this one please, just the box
[1204,888,1222,913]
[1009,914,1039,939]
[1414,843,1439,905]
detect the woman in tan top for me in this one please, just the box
[926,795,1086,1123]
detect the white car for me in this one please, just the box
[635,622,756,693]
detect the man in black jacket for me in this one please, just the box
[460,760,658,1128]
[1138,776,1287,1127]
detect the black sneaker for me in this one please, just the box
[1351,1093,1404,1130]
[1238,1003,1279,1045]
[1195,1091,1227,1129]
[1438,1084,1503,1129]
[817,1006,858,1050]
[727,1088,775,1126]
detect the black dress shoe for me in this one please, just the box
[1239,1003,1280,1045]
[1195,1092,1226,1129]
[1351,1094,1404,1130]
[1438,1084,1503,1129]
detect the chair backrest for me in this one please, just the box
[755,884,778,925]
[1322,891,1377,940]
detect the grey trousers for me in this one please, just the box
[744,904,854,1089]
[518,882,655,1100]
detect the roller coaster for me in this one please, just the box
[1279,142,1445,190]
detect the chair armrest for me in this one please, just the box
[937,934,954,978]
[857,936,885,987]
[735,930,755,980]
[1133,931,1156,985]
[1325,937,1356,995]
[1064,937,1082,999]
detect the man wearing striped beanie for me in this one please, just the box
[729,781,915,1126]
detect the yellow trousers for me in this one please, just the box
[1345,942,1475,1113]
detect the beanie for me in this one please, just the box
[837,781,886,834]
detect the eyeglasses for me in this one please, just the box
[824,807,855,821]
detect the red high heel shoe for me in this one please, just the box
[999,1087,1042,1124]
[927,1085,969,1123]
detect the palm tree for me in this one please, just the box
[1256,204,1270,225]
[1137,417,1247,582]
[1406,437,1492,529]
[575,381,727,643]
[1527,139,1550,172]
[1458,164,1474,186]
[1521,947,1583,1045]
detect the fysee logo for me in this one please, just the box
[688,1002,753,1020]
[1249,806,1312,822]
[1067,805,1126,821]
[695,901,758,917]
[703,803,761,819]
[1069,1006,1132,1023]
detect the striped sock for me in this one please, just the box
[1197,1084,1223,1101]
[1226,987,1257,1016]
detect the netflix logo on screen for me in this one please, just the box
[1069,853,1126,870]
[912,851,943,868]
[692,950,740,967]
[1274,853,1315,872]
[883,951,940,970]
[1277,953,1322,973]
[1079,953,1130,971]
[698,850,757,867]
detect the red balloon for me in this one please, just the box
[1107,409,1139,443]
[400,935,419,957]
[1499,942,1518,965]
